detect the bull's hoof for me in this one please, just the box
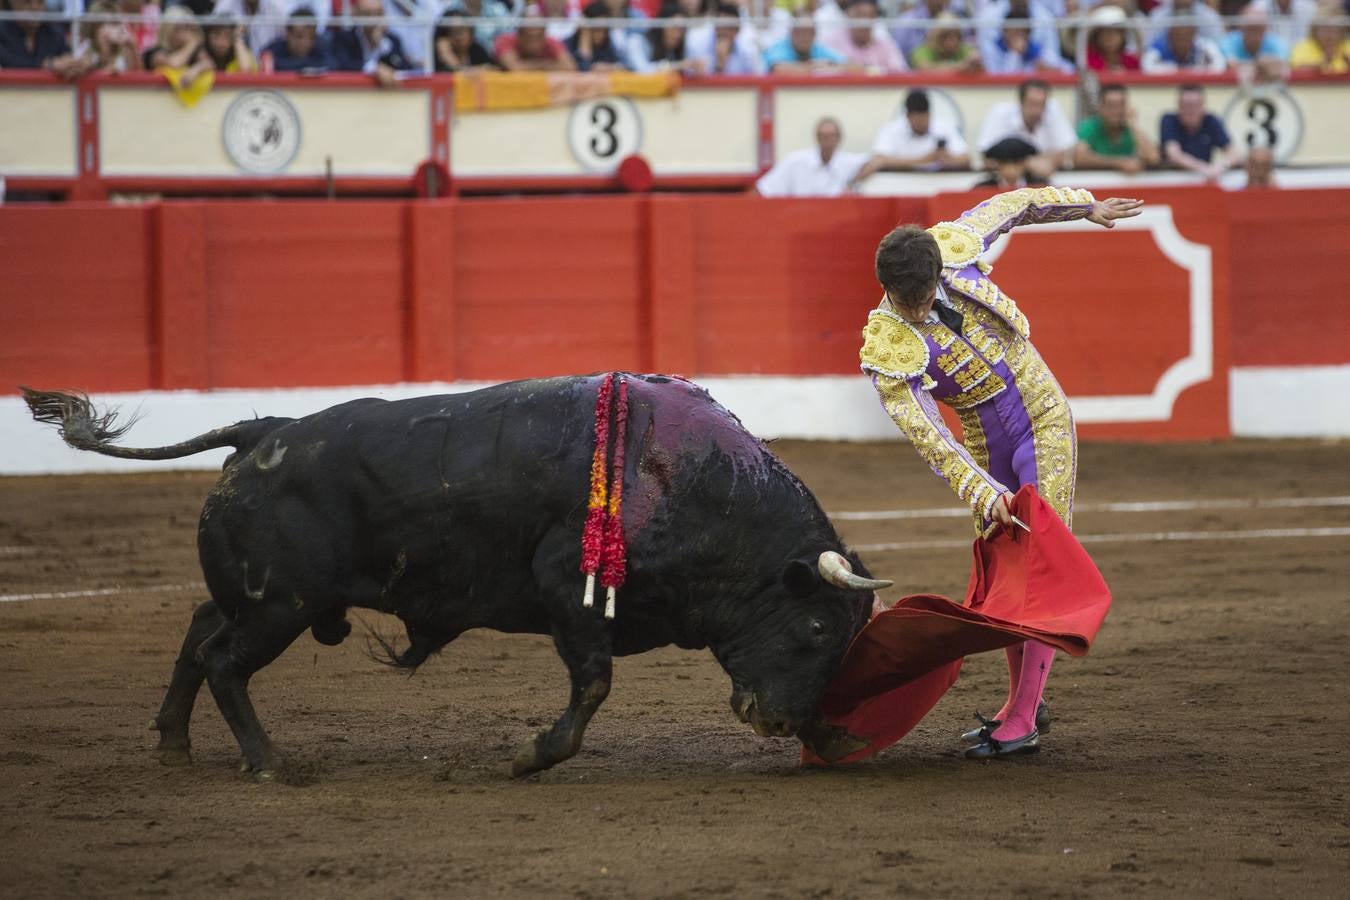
[154,744,193,767]
[510,733,554,778]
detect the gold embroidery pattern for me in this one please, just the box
[1008,342,1077,528]
[953,357,993,390]
[958,408,993,533]
[927,220,985,270]
[859,309,929,380]
[873,374,1007,521]
[945,374,1008,409]
[962,320,1008,364]
[944,273,1030,340]
[935,342,974,375]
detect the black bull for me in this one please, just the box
[24,375,889,778]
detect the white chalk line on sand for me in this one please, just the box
[3,525,1348,603]
[831,495,1350,521]
[854,526,1350,553]
[0,582,205,604]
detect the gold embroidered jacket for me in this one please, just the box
[860,187,1095,522]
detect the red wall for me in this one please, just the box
[3,188,1347,440]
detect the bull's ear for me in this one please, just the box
[781,559,819,597]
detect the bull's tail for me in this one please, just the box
[21,387,286,461]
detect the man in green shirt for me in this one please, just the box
[1073,84,1160,174]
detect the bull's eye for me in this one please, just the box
[810,620,825,637]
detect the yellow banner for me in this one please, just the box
[454,71,679,113]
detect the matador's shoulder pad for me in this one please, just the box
[926,221,984,270]
[860,309,930,381]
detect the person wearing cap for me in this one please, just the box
[975,137,1045,188]
[1073,83,1160,174]
[754,117,869,197]
[852,89,971,184]
[976,78,1077,180]
[860,186,1144,758]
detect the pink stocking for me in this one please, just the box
[993,643,1024,722]
[992,640,1055,740]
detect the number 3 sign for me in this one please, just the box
[567,97,643,172]
[1222,85,1303,164]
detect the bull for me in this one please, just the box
[23,375,888,779]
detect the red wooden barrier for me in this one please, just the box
[3,188,1346,440]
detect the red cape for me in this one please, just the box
[802,485,1112,766]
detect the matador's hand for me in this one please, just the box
[991,491,1018,528]
[1087,197,1144,228]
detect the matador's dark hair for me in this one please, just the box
[875,225,942,310]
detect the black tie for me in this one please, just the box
[935,301,964,335]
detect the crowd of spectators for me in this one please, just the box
[3,0,1349,77]
[754,79,1258,195]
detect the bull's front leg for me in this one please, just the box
[511,618,612,778]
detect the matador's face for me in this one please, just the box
[888,284,938,324]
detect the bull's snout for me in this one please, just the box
[730,685,800,737]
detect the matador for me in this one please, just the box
[861,187,1142,759]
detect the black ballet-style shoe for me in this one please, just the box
[964,729,1040,760]
[960,712,1000,746]
[960,701,1051,745]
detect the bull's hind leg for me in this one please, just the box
[152,599,225,766]
[199,600,310,779]
[511,609,613,778]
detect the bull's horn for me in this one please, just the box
[817,551,893,591]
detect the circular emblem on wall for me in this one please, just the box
[222,90,302,174]
[1222,85,1303,163]
[566,97,643,173]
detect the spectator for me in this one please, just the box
[432,10,500,71]
[543,0,580,42]
[976,0,1061,71]
[856,88,971,180]
[75,0,143,72]
[1290,2,1350,71]
[754,117,869,197]
[684,1,762,75]
[113,0,160,57]
[144,4,201,69]
[566,0,626,69]
[1073,83,1160,173]
[644,0,701,71]
[593,0,654,71]
[450,0,516,50]
[1145,0,1226,47]
[495,4,578,69]
[329,0,415,83]
[0,0,84,72]
[976,78,1077,178]
[195,20,258,71]
[1245,144,1276,188]
[1222,4,1291,81]
[1141,22,1228,71]
[1160,83,1238,180]
[975,136,1046,188]
[1257,0,1318,47]
[824,0,907,72]
[1084,4,1140,71]
[262,8,330,71]
[892,0,968,62]
[909,11,982,71]
[212,0,290,57]
[983,18,1073,72]
[763,16,847,71]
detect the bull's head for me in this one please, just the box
[713,551,889,738]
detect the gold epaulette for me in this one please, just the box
[860,309,929,381]
[927,221,984,270]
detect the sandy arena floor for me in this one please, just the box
[1,439,1348,898]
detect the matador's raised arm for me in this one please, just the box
[942,187,1098,255]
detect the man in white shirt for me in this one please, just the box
[754,117,870,197]
[853,89,971,181]
[976,78,1077,179]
